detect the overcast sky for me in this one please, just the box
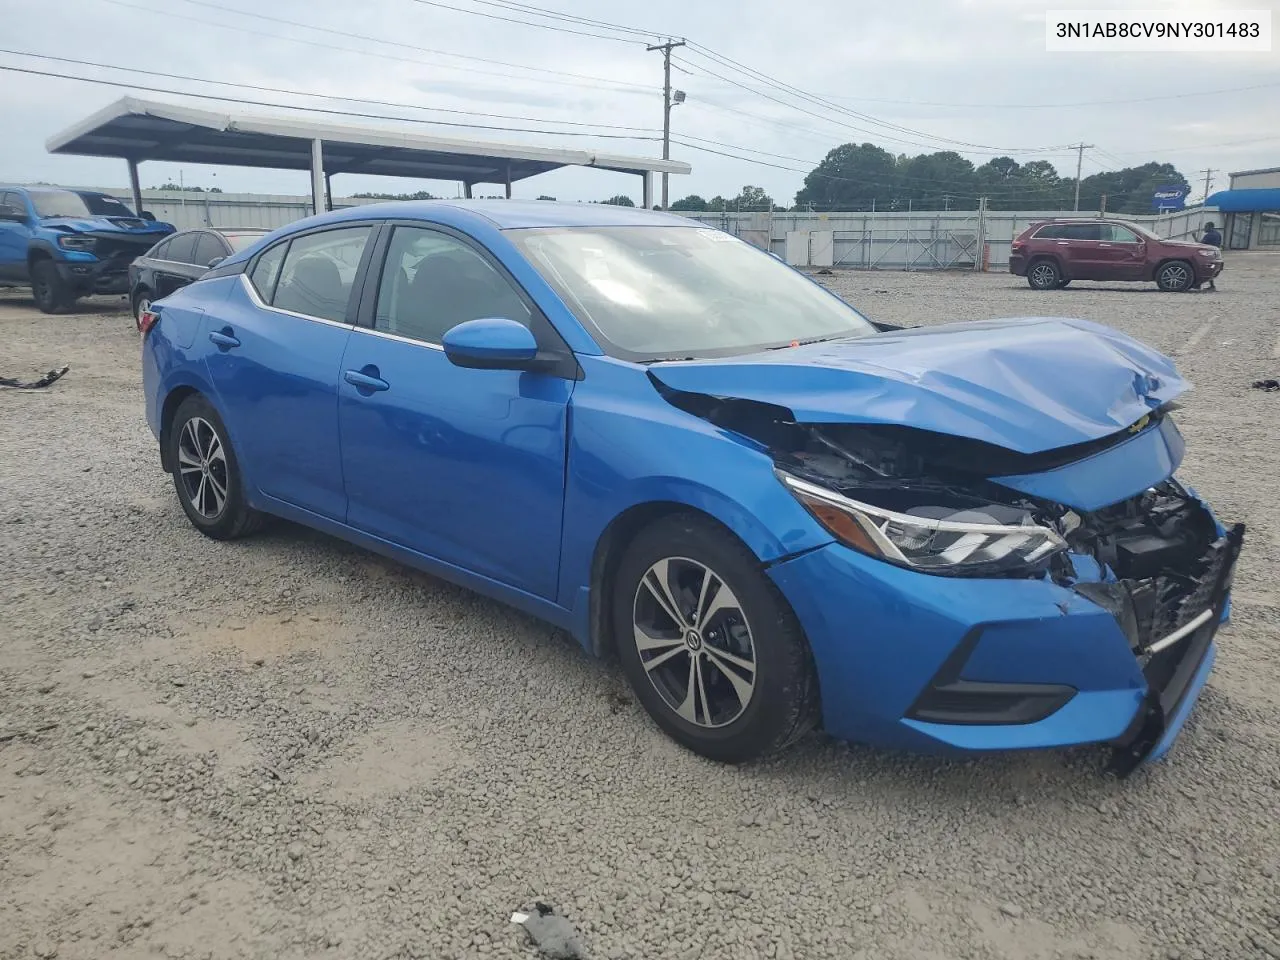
[1,0,1277,204]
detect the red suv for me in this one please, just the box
[1009,219,1223,292]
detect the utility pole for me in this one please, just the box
[1072,143,1095,211]
[647,39,686,210]
[1199,168,1215,203]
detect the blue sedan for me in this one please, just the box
[140,201,1242,774]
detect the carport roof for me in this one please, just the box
[45,97,691,185]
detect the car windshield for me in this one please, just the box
[509,226,876,361]
[77,192,137,217]
[29,190,95,219]
[224,233,266,252]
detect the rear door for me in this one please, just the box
[1059,222,1105,279]
[155,232,200,298]
[203,224,376,521]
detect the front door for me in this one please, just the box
[338,224,574,599]
[203,224,374,521]
[1096,222,1148,280]
[155,232,199,299]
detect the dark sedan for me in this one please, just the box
[129,228,267,326]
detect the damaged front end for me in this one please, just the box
[660,381,1244,773]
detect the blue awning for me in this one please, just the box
[1204,188,1280,212]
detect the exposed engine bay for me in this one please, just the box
[659,382,1238,655]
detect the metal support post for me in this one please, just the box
[463,182,474,199]
[310,139,325,216]
[641,172,653,210]
[127,159,144,216]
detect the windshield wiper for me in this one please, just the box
[766,335,840,350]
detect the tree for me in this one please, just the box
[670,194,708,211]
[602,195,635,207]
[793,143,897,211]
[895,151,976,210]
[1076,162,1190,214]
[728,185,774,211]
[536,195,557,201]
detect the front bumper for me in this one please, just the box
[55,258,131,294]
[767,521,1242,773]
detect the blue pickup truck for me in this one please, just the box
[0,185,175,313]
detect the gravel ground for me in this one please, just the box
[2,257,1279,960]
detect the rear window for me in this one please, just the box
[165,233,198,264]
[1032,224,1064,239]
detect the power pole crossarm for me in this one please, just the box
[1073,143,1095,212]
[647,39,686,211]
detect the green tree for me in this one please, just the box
[729,185,774,211]
[602,195,635,206]
[670,195,708,211]
[351,190,438,200]
[536,195,557,201]
[794,142,897,211]
[895,151,977,210]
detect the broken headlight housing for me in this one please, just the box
[778,471,1066,576]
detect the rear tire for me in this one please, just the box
[1156,260,1194,292]
[1027,258,1061,290]
[612,513,819,763]
[167,394,264,540]
[132,288,153,330]
[1056,278,1071,289]
[31,260,75,314]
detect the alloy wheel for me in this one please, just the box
[1160,263,1190,290]
[135,296,151,328]
[177,416,229,519]
[632,556,757,728]
[1029,262,1058,288]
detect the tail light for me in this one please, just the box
[138,308,160,336]
[1011,239,1025,251]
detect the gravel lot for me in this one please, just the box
[3,257,1279,960]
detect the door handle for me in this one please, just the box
[1098,243,1112,248]
[344,369,390,393]
[208,329,240,349]
[1056,241,1069,245]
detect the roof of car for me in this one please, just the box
[333,199,695,230]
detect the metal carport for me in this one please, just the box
[46,97,690,215]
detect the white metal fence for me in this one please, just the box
[682,207,1217,270]
[69,185,1217,271]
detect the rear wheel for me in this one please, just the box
[613,514,819,763]
[1027,258,1061,290]
[132,288,153,330]
[1056,278,1071,289]
[1156,260,1193,292]
[31,260,75,314]
[167,394,264,540]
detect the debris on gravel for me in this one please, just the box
[3,265,1280,960]
[514,903,585,960]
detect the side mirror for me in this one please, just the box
[442,318,539,370]
[207,257,225,269]
[139,211,156,221]
[0,204,26,222]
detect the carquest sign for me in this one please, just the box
[1153,187,1187,211]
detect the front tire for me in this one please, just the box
[31,260,75,314]
[167,394,263,540]
[1027,258,1061,290]
[1156,260,1194,292]
[613,514,819,763]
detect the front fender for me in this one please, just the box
[557,357,833,649]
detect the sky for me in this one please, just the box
[0,0,1277,205]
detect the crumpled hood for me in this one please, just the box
[40,216,171,235]
[649,317,1188,455]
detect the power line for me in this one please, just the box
[816,78,1280,110]
[404,0,645,43]
[0,62,663,141]
[0,48,662,135]
[91,0,654,97]
[166,0,655,91]
[451,0,663,40]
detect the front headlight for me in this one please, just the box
[778,471,1066,575]
[57,235,96,251]
[1197,248,1219,257]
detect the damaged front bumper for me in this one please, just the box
[766,514,1243,775]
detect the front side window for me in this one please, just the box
[509,226,875,361]
[374,226,531,344]
[271,227,371,323]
